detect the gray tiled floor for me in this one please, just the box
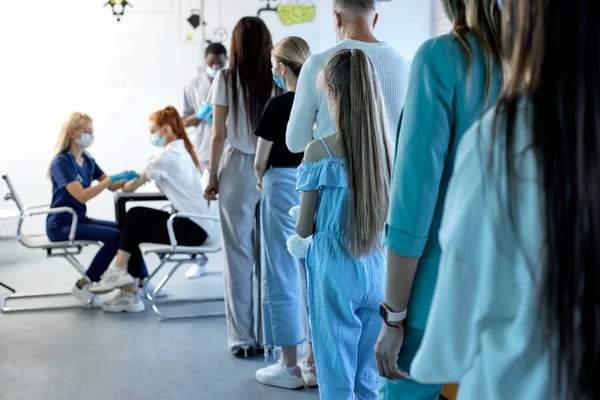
[0,240,319,400]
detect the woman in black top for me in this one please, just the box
[254,37,316,390]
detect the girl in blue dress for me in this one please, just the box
[295,48,393,400]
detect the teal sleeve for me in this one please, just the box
[385,40,456,257]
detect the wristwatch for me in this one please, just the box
[379,303,407,327]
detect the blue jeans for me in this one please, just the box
[260,168,308,347]
[378,327,442,400]
[47,218,147,282]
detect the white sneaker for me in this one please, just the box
[90,267,135,294]
[299,360,318,387]
[255,361,305,390]
[71,283,98,307]
[102,290,145,313]
[185,255,209,279]
[143,281,169,298]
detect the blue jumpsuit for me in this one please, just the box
[379,33,501,399]
[298,139,386,400]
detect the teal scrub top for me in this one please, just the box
[384,33,502,329]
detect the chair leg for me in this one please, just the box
[143,259,169,302]
[64,253,90,277]
[1,254,92,313]
[145,259,224,321]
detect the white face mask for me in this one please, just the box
[75,132,94,149]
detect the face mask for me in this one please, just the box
[272,68,286,90]
[206,66,219,79]
[497,0,503,9]
[75,133,94,149]
[150,132,166,148]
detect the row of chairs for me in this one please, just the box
[0,173,223,320]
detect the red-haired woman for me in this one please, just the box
[90,106,219,313]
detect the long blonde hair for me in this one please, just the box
[322,49,393,258]
[47,112,92,178]
[272,37,311,78]
[441,0,502,105]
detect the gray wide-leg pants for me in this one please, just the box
[219,147,262,352]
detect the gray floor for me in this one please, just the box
[0,239,319,400]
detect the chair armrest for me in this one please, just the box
[22,206,79,243]
[23,203,51,212]
[166,213,220,248]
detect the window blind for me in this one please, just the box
[433,1,454,36]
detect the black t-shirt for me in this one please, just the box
[255,92,304,168]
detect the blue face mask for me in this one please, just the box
[150,132,166,148]
[272,69,286,90]
[206,66,219,79]
[497,0,503,9]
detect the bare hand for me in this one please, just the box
[256,180,263,193]
[374,324,410,381]
[205,175,219,201]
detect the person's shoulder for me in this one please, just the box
[404,34,462,78]
[303,47,336,73]
[303,137,330,163]
[185,74,208,90]
[269,92,293,107]
[377,42,410,65]
[51,151,70,166]
[210,68,230,87]
[416,34,467,64]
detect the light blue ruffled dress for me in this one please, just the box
[297,138,386,400]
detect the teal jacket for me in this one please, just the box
[384,33,502,329]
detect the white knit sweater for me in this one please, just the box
[285,39,411,153]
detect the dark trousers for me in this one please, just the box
[120,207,208,278]
[47,218,150,282]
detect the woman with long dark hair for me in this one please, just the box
[407,0,600,398]
[375,0,502,398]
[205,16,277,357]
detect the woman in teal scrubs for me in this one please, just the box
[374,0,502,398]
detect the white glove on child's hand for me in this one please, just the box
[289,206,300,220]
[287,234,312,259]
[287,206,312,259]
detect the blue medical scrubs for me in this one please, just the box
[380,33,502,399]
[46,151,140,282]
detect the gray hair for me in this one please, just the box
[333,0,376,12]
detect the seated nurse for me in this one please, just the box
[46,112,138,308]
[90,106,218,313]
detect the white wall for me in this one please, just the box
[0,0,431,230]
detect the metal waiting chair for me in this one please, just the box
[142,212,223,320]
[1,174,99,313]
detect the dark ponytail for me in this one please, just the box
[495,0,600,398]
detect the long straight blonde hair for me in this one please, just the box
[322,49,393,258]
[47,112,92,178]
